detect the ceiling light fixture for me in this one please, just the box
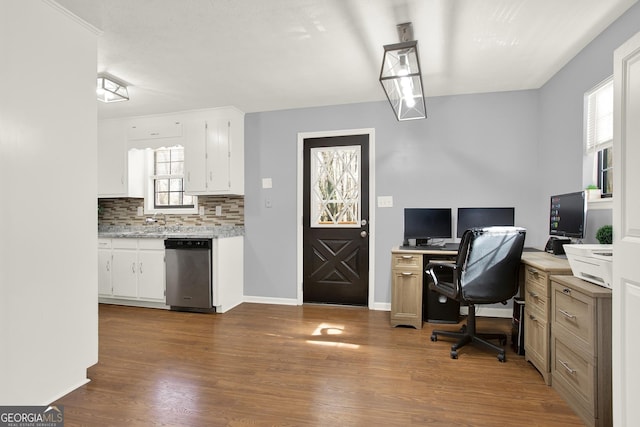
[379,22,426,121]
[96,75,129,103]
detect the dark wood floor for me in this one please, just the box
[55,303,584,426]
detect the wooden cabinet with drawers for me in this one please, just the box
[390,251,424,329]
[550,275,612,427]
[520,252,572,385]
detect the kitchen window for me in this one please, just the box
[145,146,197,214]
[584,77,613,197]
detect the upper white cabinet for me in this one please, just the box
[128,116,183,141]
[184,107,245,195]
[98,107,244,198]
[97,119,144,198]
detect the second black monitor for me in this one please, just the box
[456,207,515,238]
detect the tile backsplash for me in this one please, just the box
[98,195,244,227]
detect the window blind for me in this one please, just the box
[584,77,613,153]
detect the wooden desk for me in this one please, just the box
[549,275,612,427]
[520,251,572,385]
[390,247,458,329]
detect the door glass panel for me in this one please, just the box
[310,145,361,228]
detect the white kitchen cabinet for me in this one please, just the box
[184,107,244,195]
[111,239,139,298]
[128,115,183,141]
[97,119,145,197]
[98,238,113,296]
[99,238,166,305]
[137,240,166,301]
[212,235,244,313]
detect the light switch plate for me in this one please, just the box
[262,178,273,189]
[377,196,393,208]
[215,206,222,216]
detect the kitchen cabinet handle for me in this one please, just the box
[139,262,143,274]
[401,272,414,276]
[209,171,212,181]
[401,255,414,259]
[559,309,576,319]
[131,262,136,274]
[559,359,576,375]
[106,260,110,272]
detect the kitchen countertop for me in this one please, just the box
[98,225,244,239]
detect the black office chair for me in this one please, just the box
[425,226,526,362]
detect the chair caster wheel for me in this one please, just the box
[450,350,458,359]
[430,334,437,342]
[498,353,506,363]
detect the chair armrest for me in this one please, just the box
[425,262,460,300]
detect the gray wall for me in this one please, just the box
[244,2,640,305]
[245,92,540,303]
[536,2,640,241]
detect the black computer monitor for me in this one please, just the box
[549,191,586,238]
[456,207,515,238]
[403,208,452,245]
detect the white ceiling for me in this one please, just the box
[55,0,638,120]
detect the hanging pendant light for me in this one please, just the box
[379,23,426,121]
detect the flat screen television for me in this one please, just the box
[549,191,586,238]
[456,207,515,238]
[403,208,452,245]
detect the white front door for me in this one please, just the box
[613,30,640,426]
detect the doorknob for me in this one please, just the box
[360,231,368,238]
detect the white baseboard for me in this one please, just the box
[372,302,391,311]
[98,298,169,310]
[242,296,299,306]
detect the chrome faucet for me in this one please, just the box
[145,212,166,225]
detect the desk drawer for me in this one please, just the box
[392,253,422,271]
[525,277,548,318]
[552,338,596,420]
[552,283,594,355]
[524,265,548,288]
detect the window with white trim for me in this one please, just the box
[584,77,613,197]
[144,146,197,214]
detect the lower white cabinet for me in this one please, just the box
[98,238,166,304]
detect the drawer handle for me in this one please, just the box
[528,314,537,322]
[527,268,539,276]
[559,359,576,375]
[562,288,571,295]
[528,290,539,299]
[559,309,576,319]
[401,255,414,259]
[401,272,414,276]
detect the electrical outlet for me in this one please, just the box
[215,205,222,216]
[198,206,205,216]
[137,206,144,216]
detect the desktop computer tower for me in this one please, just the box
[423,256,460,324]
[511,298,525,355]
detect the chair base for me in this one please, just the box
[430,328,508,362]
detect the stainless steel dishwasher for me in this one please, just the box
[164,238,214,312]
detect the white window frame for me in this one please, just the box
[584,76,613,154]
[143,146,198,215]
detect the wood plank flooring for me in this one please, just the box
[55,303,584,426]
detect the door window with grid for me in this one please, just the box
[152,147,195,209]
[310,145,361,228]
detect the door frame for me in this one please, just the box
[297,128,376,308]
